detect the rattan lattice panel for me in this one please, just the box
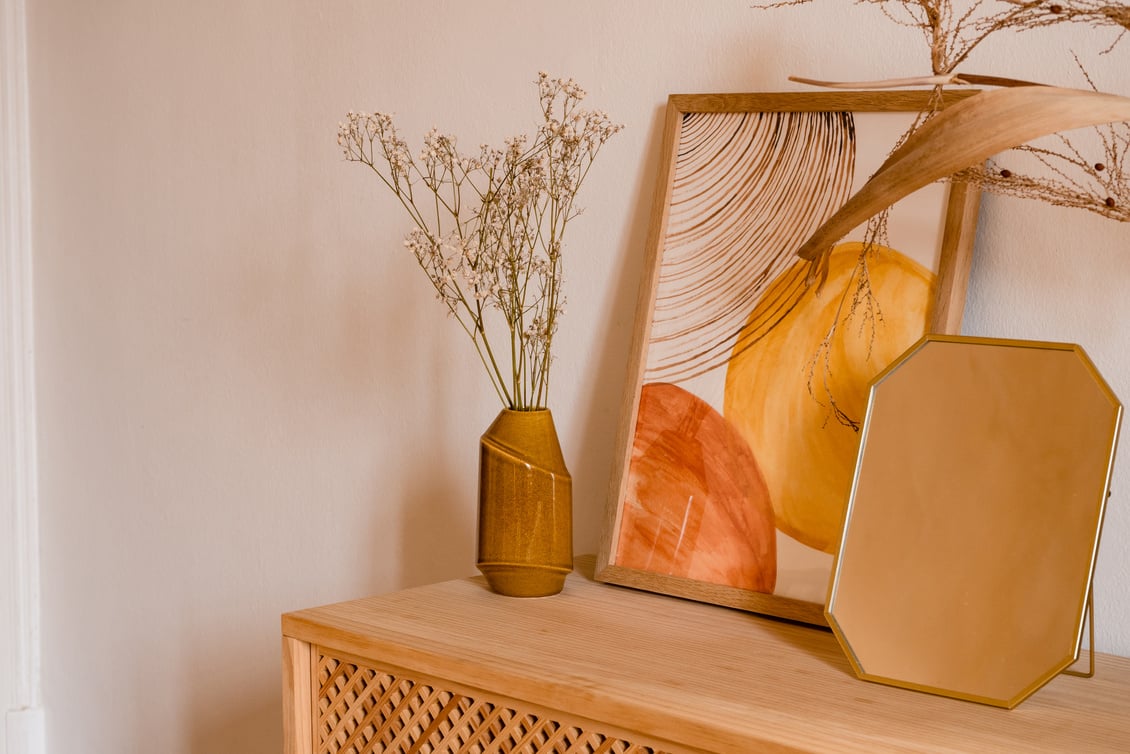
[315,650,661,754]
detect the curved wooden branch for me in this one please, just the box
[795,86,1130,278]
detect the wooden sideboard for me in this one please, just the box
[281,558,1130,753]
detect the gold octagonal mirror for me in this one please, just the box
[826,334,1121,708]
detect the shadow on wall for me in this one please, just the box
[572,103,670,553]
[383,303,481,590]
[190,693,280,754]
[399,476,478,588]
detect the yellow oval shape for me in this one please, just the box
[724,243,934,553]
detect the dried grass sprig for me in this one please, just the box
[761,1,1126,73]
[1000,1,1130,52]
[955,121,1130,221]
[954,58,1130,221]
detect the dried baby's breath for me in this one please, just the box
[339,73,622,410]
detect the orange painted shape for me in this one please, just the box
[616,382,776,593]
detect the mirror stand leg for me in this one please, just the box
[1063,590,1096,679]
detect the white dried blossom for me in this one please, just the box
[339,73,622,410]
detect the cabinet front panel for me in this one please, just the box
[314,648,666,754]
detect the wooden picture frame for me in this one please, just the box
[595,91,981,625]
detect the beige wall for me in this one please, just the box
[26,1,1130,752]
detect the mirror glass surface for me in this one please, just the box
[826,335,1121,708]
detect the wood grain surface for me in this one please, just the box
[282,557,1130,753]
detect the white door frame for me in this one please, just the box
[1,0,44,752]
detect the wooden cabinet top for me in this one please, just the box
[282,559,1130,753]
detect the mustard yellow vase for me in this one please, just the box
[477,409,573,597]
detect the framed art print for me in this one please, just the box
[595,91,980,625]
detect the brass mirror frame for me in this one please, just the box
[826,334,1122,708]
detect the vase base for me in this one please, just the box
[478,562,572,598]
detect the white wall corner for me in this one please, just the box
[1,0,44,753]
[4,711,44,754]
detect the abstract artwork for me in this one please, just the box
[596,92,980,624]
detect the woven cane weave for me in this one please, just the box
[315,650,661,754]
